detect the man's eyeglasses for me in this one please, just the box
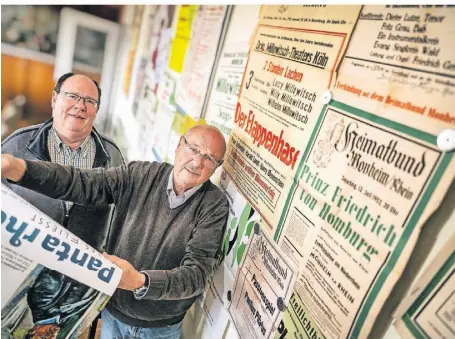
[181,136,222,169]
[61,91,98,109]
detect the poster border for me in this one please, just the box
[402,252,455,339]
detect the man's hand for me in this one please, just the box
[103,253,146,291]
[1,154,26,182]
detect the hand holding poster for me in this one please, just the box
[1,184,122,338]
[228,225,298,339]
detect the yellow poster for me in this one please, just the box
[168,5,198,74]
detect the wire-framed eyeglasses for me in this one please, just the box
[61,91,98,109]
[181,136,222,169]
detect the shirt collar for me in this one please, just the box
[50,125,92,156]
[167,169,203,198]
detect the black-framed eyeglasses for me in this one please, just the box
[181,136,223,169]
[61,91,98,109]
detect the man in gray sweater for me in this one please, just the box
[2,124,229,339]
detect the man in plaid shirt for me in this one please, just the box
[1,73,124,338]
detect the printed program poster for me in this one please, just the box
[175,5,229,120]
[204,5,260,140]
[228,226,297,339]
[394,232,455,339]
[334,5,455,136]
[273,100,455,339]
[223,5,362,232]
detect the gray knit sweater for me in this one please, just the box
[18,160,229,327]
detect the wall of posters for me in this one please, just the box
[223,5,362,234]
[104,5,455,339]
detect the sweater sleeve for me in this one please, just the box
[16,159,136,205]
[143,193,229,300]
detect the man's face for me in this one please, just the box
[51,75,98,140]
[173,130,224,190]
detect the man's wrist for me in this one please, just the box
[14,158,27,182]
[133,271,146,290]
[133,271,150,299]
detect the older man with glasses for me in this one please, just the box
[1,73,124,338]
[2,123,229,338]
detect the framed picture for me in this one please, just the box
[53,7,120,131]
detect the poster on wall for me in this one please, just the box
[175,5,230,120]
[273,99,455,339]
[132,5,175,117]
[228,226,297,339]
[219,168,262,279]
[393,232,455,339]
[204,5,261,140]
[143,5,176,96]
[156,68,179,107]
[273,283,325,339]
[123,5,144,96]
[199,267,235,339]
[223,5,362,234]
[199,167,262,339]
[168,5,199,74]
[130,5,156,115]
[334,5,455,136]
[136,106,155,161]
[150,101,176,161]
